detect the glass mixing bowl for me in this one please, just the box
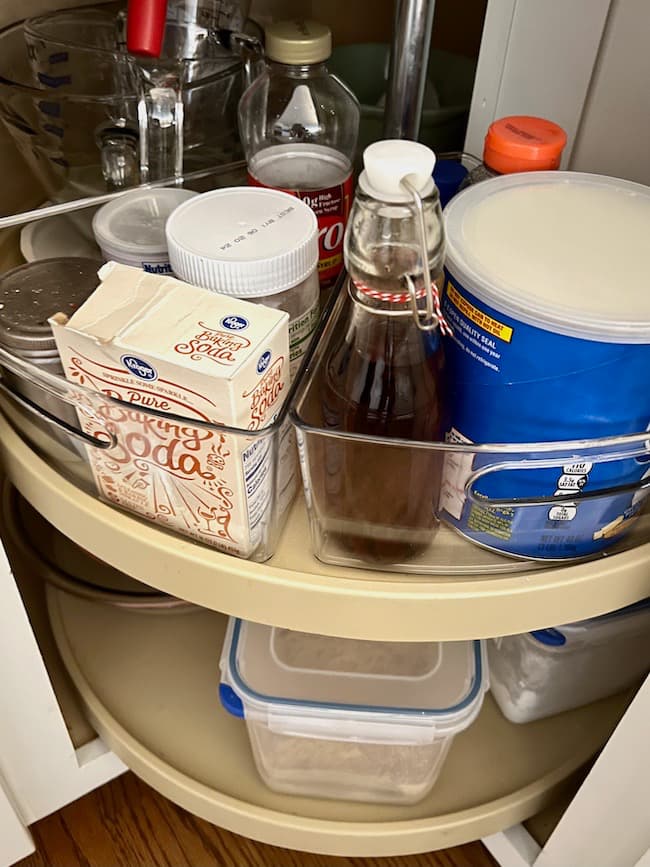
[0,7,246,203]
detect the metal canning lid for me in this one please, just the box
[0,257,101,354]
[265,20,332,65]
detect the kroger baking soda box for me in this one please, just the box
[50,262,289,558]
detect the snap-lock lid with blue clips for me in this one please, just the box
[530,597,650,649]
[219,619,487,745]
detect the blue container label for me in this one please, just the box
[439,269,650,558]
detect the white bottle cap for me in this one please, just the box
[166,187,319,297]
[359,139,436,203]
[92,188,197,265]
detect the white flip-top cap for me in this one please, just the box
[359,139,436,202]
[166,187,318,297]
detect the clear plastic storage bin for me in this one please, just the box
[219,618,487,804]
[488,599,650,724]
[290,283,650,573]
[0,341,300,562]
[2,276,650,572]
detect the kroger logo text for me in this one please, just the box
[121,355,158,381]
[221,315,249,332]
[256,350,272,375]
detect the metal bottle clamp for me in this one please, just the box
[400,176,451,335]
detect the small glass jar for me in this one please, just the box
[166,186,319,380]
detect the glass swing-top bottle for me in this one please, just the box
[321,140,449,564]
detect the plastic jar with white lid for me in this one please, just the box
[92,188,198,274]
[166,187,319,380]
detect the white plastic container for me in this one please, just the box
[219,619,487,804]
[92,188,197,273]
[488,599,650,724]
[166,187,319,380]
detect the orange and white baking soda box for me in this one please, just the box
[50,262,289,558]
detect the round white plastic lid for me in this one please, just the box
[444,171,650,342]
[220,618,485,730]
[359,139,436,203]
[166,187,319,297]
[92,188,197,256]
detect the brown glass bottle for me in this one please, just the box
[319,140,447,564]
[321,281,446,563]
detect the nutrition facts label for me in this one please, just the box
[548,461,592,521]
[242,438,273,548]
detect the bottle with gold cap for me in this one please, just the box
[238,20,360,290]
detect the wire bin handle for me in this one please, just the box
[463,449,650,508]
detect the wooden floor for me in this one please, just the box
[16,773,497,867]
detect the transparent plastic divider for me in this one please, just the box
[0,376,115,450]
[0,277,341,561]
[290,281,650,574]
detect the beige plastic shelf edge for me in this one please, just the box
[47,590,632,858]
[3,413,649,641]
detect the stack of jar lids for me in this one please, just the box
[0,257,101,367]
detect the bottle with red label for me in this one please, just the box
[238,19,360,290]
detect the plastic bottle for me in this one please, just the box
[321,140,448,564]
[462,115,567,187]
[238,20,360,291]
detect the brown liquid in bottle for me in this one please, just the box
[321,284,446,563]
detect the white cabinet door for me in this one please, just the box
[0,538,124,867]
[465,0,612,166]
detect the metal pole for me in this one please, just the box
[383,0,437,140]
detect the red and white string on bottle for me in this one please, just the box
[352,277,452,335]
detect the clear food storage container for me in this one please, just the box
[290,282,650,573]
[488,599,650,724]
[219,618,487,804]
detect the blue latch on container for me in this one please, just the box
[219,683,245,718]
[531,628,567,646]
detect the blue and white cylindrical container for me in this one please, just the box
[438,172,650,559]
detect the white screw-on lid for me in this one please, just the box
[92,188,197,256]
[166,187,319,297]
[359,139,436,202]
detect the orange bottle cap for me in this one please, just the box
[483,116,567,174]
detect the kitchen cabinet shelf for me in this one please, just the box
[46,587,632,858]
[2,411,649,642]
